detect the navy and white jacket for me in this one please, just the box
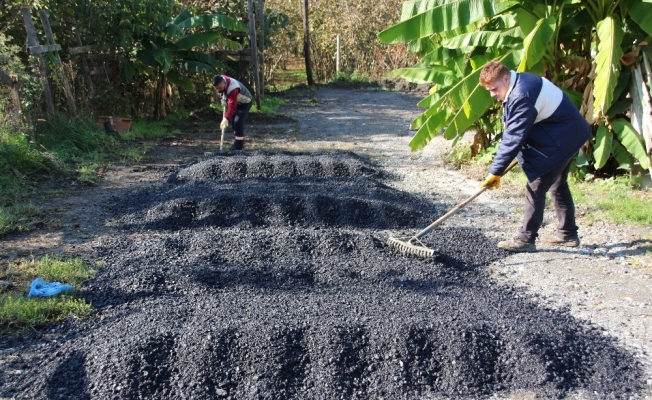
[489,71,591,182]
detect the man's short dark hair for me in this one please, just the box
[212,75,225,86]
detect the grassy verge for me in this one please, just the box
[444,140,652,227]
[572,178,652,226]
[0,256,98,336]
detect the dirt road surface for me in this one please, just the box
[1,85,651,399]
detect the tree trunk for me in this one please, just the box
[0,67,21,119]
[302,0,314,86]
[154,71,168,120]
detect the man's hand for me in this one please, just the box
[481,174,501,190]
[220,118,228,130]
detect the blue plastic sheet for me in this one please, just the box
[27,278,73,298]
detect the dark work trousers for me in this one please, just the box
[232,101,252,139]
[518,155,578,244]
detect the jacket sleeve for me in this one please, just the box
[224,88,240,121]
[489,95,538,176]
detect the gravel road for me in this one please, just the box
[1,85,650,399]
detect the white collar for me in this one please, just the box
[503,70,517,103]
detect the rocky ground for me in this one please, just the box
[1,85,651,399]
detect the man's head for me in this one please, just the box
[479,61,511,102]
[212,75,226,93]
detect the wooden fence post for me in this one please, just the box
[39,10,77,115]
[336,35,341,74]
[257,0,265,99]
[302,0,314,86]
[247,0,261,110]
[21,6,55,116]
[71,18,95,101]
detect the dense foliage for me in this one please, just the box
[264,0,417,84]
[379,0,652,178]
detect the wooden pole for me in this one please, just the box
[22,6,54,116]
[257,0,265,99]
[302,0,314,85]
[247,0,261,109]
[72,18,95,101]
[336,34,341,74]
[39,10,77,115]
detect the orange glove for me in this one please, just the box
[481,174,501,190]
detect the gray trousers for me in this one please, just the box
[233,101,252,138]
[518,155,578,243]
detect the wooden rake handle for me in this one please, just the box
[412,160,518,241]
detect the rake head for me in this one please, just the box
[387,236,435,258]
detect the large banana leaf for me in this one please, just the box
[392,66,457,85]
[413,94,448,128]
[410,61,486,149]
[378,0,518,44]
[177,50,224,70]
[611,140,634,170]
[611,118,651,169]
[175,31,223,50]
[153,48,174,73]
[401,0,449,20]
[176,60,216,74]
[594,123,613,169]
[629,1,652,36]
[593,16,624,121]
[167,70,194,91]
[440,83,494,141]
[517,16,556,72]
[420,47,462,66]
[409,109,451,151]
[442,27,522,49]
[514,8,541,35]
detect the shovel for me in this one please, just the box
[219,108,226,151]
[387,160,518,258]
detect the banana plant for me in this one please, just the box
[379,0,652,175]
[135,9,248,119]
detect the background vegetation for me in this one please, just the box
[378,0,652,181]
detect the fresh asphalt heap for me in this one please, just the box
[2,151,644,399]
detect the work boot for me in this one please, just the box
[497,237,536,253]
[541,235,580,247]
[231,139,244,150]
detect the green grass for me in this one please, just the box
[0,113,187,236]
[448,144,652,226]
[0,295,93,333]
[252,96,286,114]
[0,203,43,236]
[0,256,98,335]
[122,119,182,141]
[329,70,370,84]
[572,178,652,226]
[271,69,308,91]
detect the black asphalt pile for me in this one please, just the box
[2,152,643,399]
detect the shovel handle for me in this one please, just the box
[219,108,225,151]
[412,160,518,240]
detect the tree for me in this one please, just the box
[379,0,652,176]
[134,9,248,119]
